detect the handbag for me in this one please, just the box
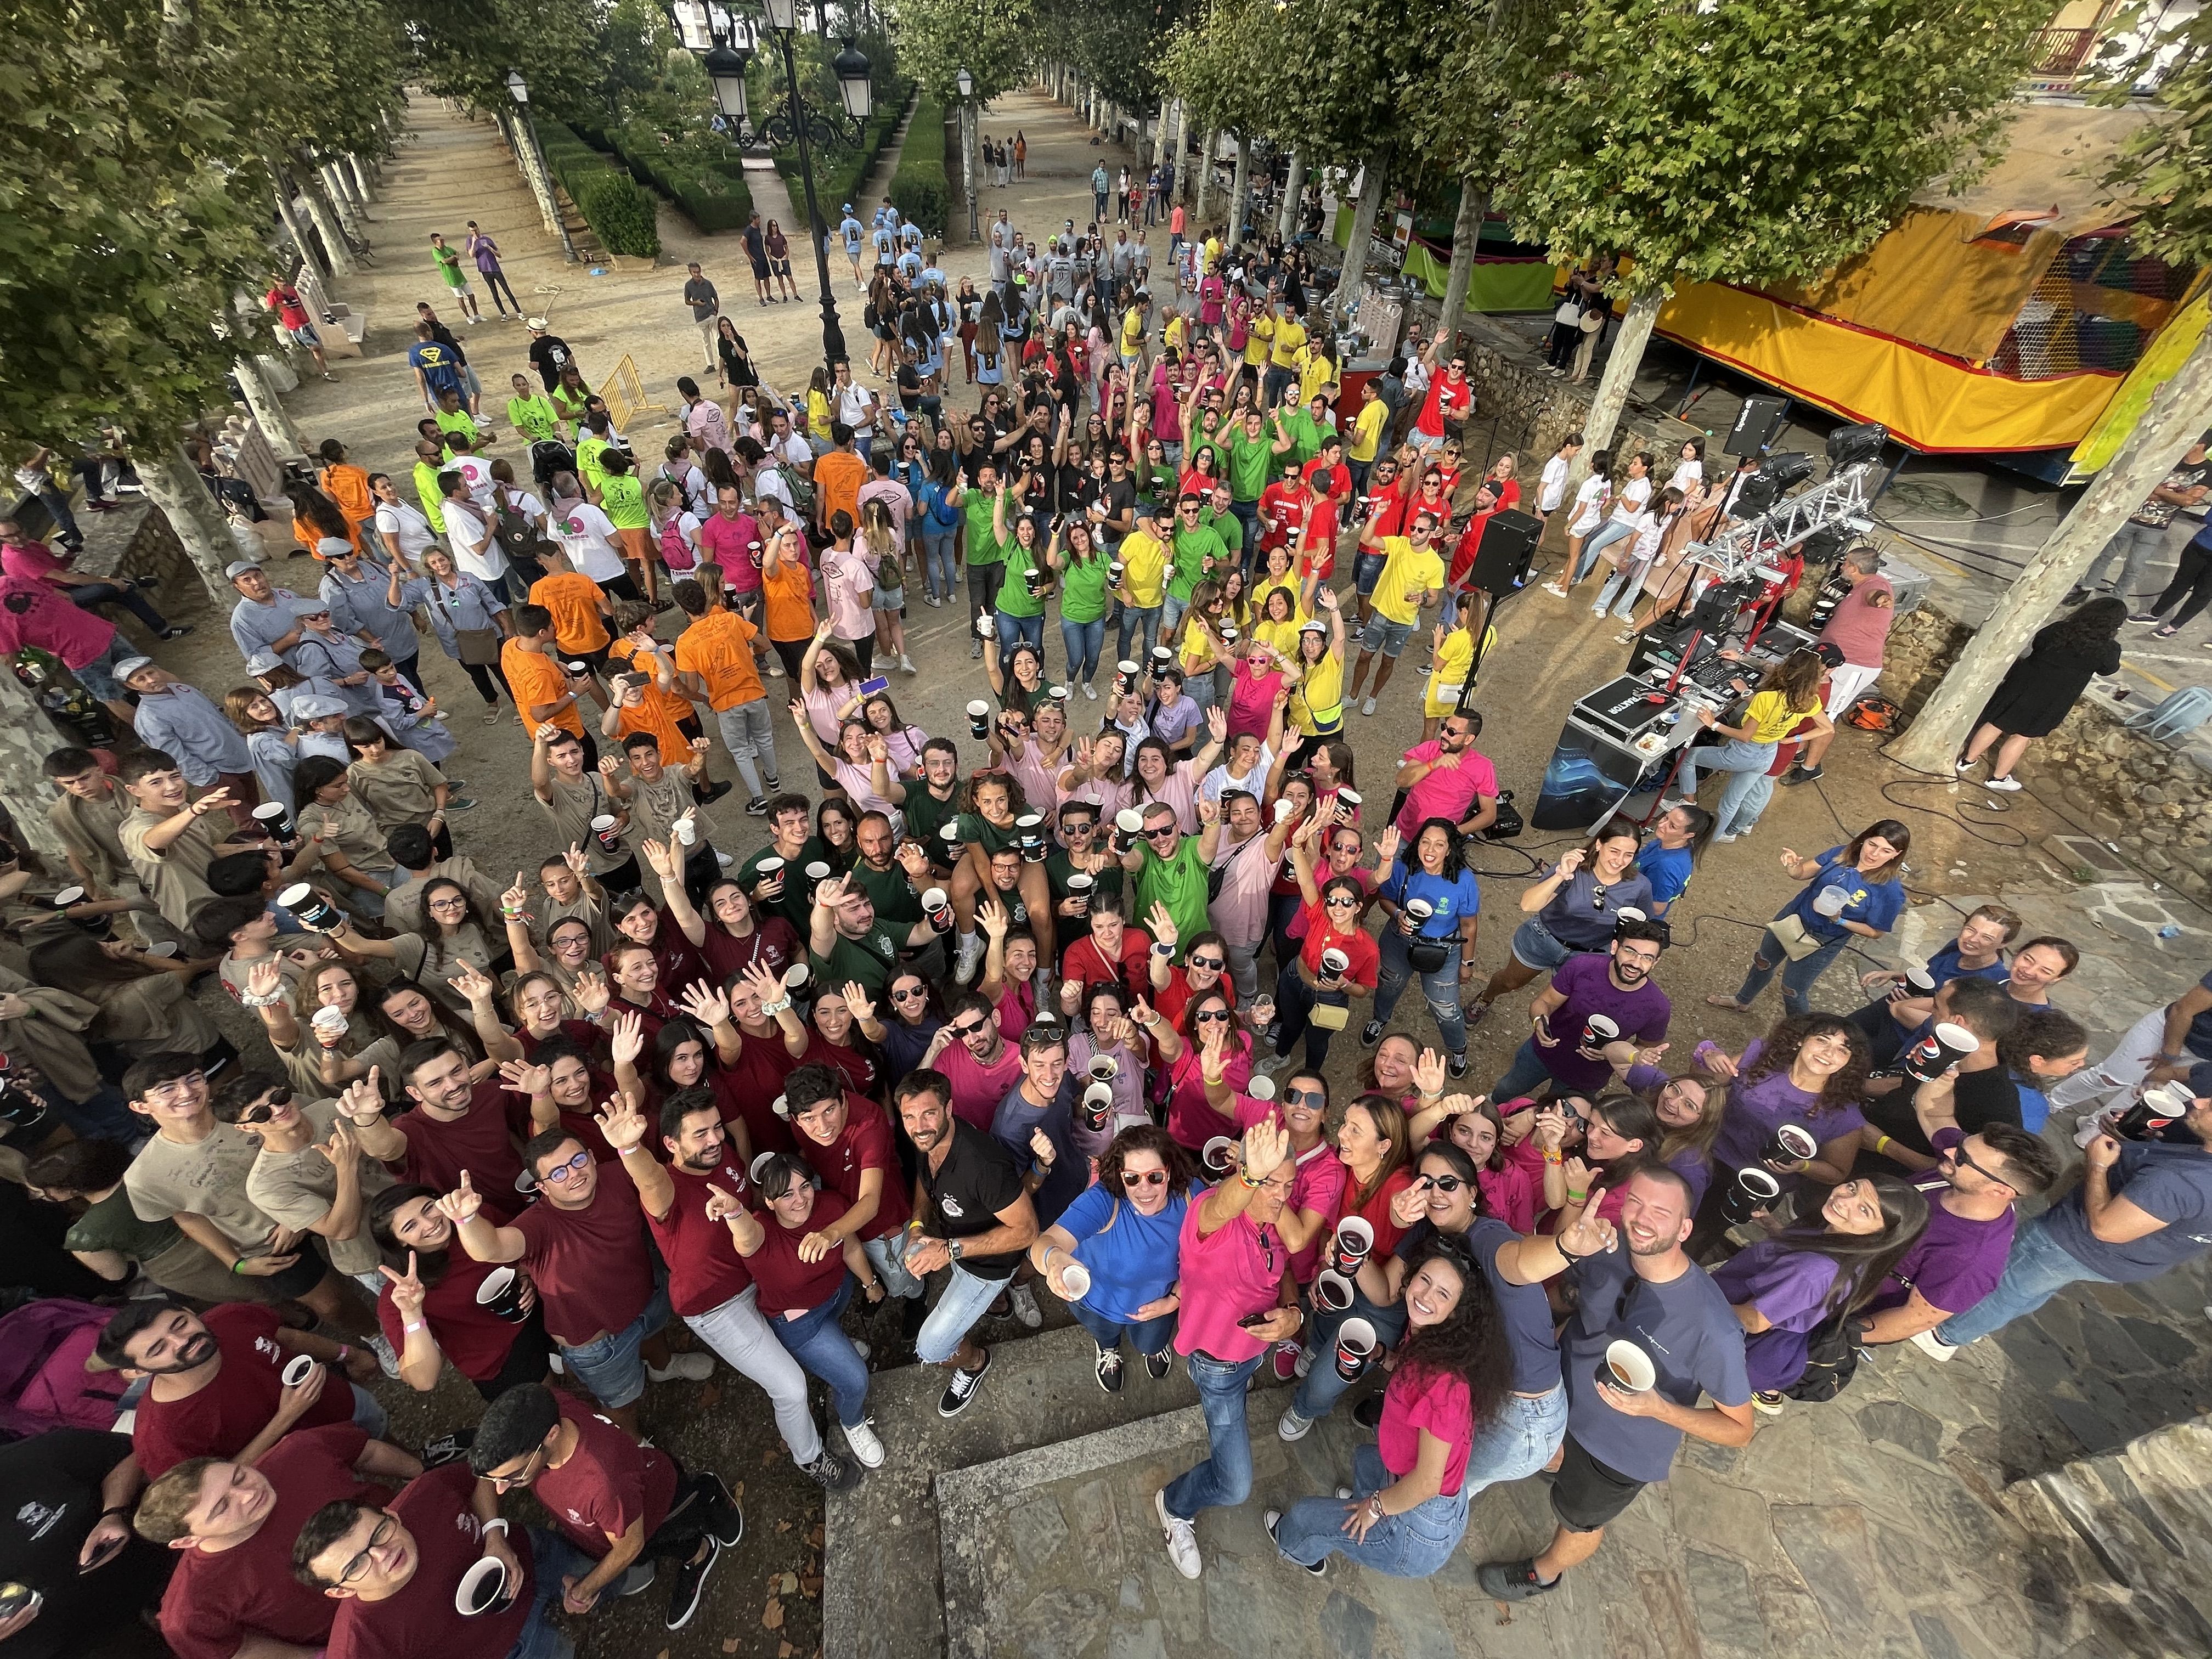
[1768,913,1825,961]
[454,626,502,667]
[1406,938,1452,974]
[1309,1001,1349,1031]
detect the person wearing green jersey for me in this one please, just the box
[1165,494,1228,633]
[955,461,1006,659]
[506,373,562,444]
[1050,517,1113,697]
[991,482,1050,654]
[1225,407,1294,568]
[1199,481,1244,572]
[595,449,659,605]
[576,412,617,497]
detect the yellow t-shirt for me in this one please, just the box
[1347,397,1389,465]
[1742,689,1808,744]
[1177,614,1217,676]
[1203,236,1220,275]
[1424,628,1479,717]
[1297,348,1335,410]
[1118,531,1168,608]
[1368,538,1446,626]
[1120,308,1144,357]
[1251,574,1302,623]
[1252,616,1305,661]
[1163,313,1188,352]
[1244,313,1274,369]
[1290,649,1345,734]
[1270,316,1308,371]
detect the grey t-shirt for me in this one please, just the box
[246,1097,395,1276]
[683,276,719,322]
[125,1124,286,1260]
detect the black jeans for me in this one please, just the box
[480,267,521,314]
[66,580,168,634]
[459,657,515,708]
[2147,541,2212,628]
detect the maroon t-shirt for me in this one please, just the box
[510,1172,655,1346]
[697,916,800,985]
[326,1464,534,1659]
[397,1081,531,1224]
[801,1097,911,1239]
[160,1424,377,1659]
[646,1156,757,1318]
[719,1026,800,1155]
[375,1249,527,1383]
[746,1189,854,1317]
[533,1393,680,1558]
[132,1305,355,1478]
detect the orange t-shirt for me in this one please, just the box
[503,639,580,737]
[529,572,611,654]
[813,449,866,531]
[762,560,816,644]
[319,464,375,541]
[606,637,695,765]
[674,610,766,711]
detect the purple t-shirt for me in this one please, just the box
[1540,953,1670,1094]
[1864,1130,2014,1317]
[1711,1039,1866,1176]
[1709,1238,1839,1335]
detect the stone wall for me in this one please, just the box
[1433,309,1707,470]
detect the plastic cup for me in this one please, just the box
[473,1265,531,1323]
[1601,1339,1656,1393]
[1201,1135,1235,1177]
[1334,1216,1374,1272]
[311,1007,350,1048]
[1066,872,1093,916]
[1058,1260,1092,1301]
[1582,1013,1621,1050]
[1313,1269,1356,1312]
[1902,1020,1979,1084]
[455,1555,512,1617]
[967,699,992,738]
[1080,1080,1115,1130]
[1812,885,1850,918]
[590,813,624,854]
[1320,947,1350,978]
[1333,1317,1378,1381]
[281,1353,318,1388]
[1723,1166,1782,1224]
[922,886,953,932]
[755,854,786,900]
[277,882,342,932]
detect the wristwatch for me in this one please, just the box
[949,1239,965,1262]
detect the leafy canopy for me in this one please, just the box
[2087,4,2212,266]
[891,0,1037,106]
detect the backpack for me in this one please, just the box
[0,1299,129,1437]
[1844,693,1902,734]
[1482,789,1525,840]
[490,489,552,583]
[658,512,697,573]
[1782,1309,1872,1403]
[765,462,815,517]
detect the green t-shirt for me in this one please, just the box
[1135,462,1176,513]
[737,844,815,932]
[849,856,921,927]
[65,1184,184,1260]
[1168,525,1227,603]
[1133,834,1211,953]
[1227,431,1277,502]
[1046,850,1126,907]
[598,471,648,531]
[1279,409,1321,469]
[903,784,963,854]
[1058,554,1111,624]
[577,435,613,494]
[1200,507,1244,561]
[955,812,1024,855]
[996,540,1045,618]
[433,244,467,289]
[433,407,481,444]
[812,923,904,994]
[509,394,562,443]
[413,459,448,534]
[965,495,1005,568]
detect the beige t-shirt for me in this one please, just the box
[385,856,505,938]
[534,885,611,955]
[50,785,133,888]
[347,750,444,831]
[297,794,396,878]
[119,808,222,931]
[387,926,496,1011]
[124,1123,286,1260]
[622,771,716,905]
[538,770,629,878]
[245,1097,394,1276]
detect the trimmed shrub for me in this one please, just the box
[771,80,913,230]
[887,93,948,236]
[577,171,661,258]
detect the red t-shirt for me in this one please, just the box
[1155,969,1238,1031]
[1378,1360,1475,1495]
[533,1393,679,1558]
[746,1189,854,1317]
[1331,1164,1417,1261]
[398,1082,531,1225]
[160,1424,376,1659]
[376,1248,527,1384]
[1417,371,1471,437]
[802,1030,878,1098]
[719,1028,801,1155]
[1061,927,1153,996]
[1257,480,1304,553]
[632,910,713,1000]
[133,1305,355,1477]
[802,1098,912,1239]
[326,1465,535,1659]
[646,1155,757,1318]
[697,916,800,986]
[1295,900,1382,986]
[510,1172,656,1346]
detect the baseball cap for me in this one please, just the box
[224,560,261,580]
[1298,619,1327,635]
[291,695,346,720]
[114,656,157,680]
[245,653,282,675]
[314,537,352,558]
[289,594,332,618]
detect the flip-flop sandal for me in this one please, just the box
[482,709,502,725]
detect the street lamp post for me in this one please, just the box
[504,69,579,263]
[957,67,979,244]
[668,0,871,374]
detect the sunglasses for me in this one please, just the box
[1187,955,1225,971]
[891,985,928,1002]
[952,1019,991,1040]
[1194,1008,1232,1024]
[539,1149,592,1184]
[1144,826,1180,841]
[1323,894,1358,909]
[235,1086,296,1125]
[1284,1086,1325,1107]
[1121,1169,1167,1188]
[1413,1173,1468,1193]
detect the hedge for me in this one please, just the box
[608,132,754,235]
[771,81,913,232]
[886,92,948,237]
[537,118,662,258]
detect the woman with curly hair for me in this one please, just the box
[1267,1238,1514,1577]
[1030,1124,1198,1391]
[1688,1013,1872,1251]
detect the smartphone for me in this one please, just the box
[1236,1311,1274,1330]
[858,675,891,698]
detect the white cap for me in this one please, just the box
[527,315,549,330]
[289,594,332,618]
[291,695,346,720]
[224,560,261,580]
[114,655,158,680]
[245,653,282,675]
[314,537,353,558]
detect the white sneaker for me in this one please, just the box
[851,1338,871,1360]
[767,660,786,677]
[1082,681,1098,700]
[1156,1488,1201,1579]
[1953,758,1974,775]
[1360,697,1376,716]
[1542,580,1569,599]
[953,933,985,981]
[1277,1407,1313,1442]
[899,654,917,674]
[842,1418,885,1468]
[648,1352,715,1383]
[363,1333,401,1380]
[1984,775,2022,792]
[1712,831,1739,845]
[1009,1283,1042,1328]
[1909,1330,1960,1363]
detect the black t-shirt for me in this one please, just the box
[0,1430,172,1659]
[1866,1068,2021,1160]
[896,364,923,412]
[428,319,467,368]
[918,1121,1027,1280]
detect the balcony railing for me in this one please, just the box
[2032,26,2098,78]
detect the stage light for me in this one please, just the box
[1826,421,1888,472]
[1764,451,1817,492]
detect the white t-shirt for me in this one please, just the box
[834,383,876,429]
[659,461,710,516]
[755,465,797,516]
[443,498,507,583]
[1538,454,1572,514]
[495,487,547,527]
[1626,510,1664,563]
[452,454,497,509]
[1608,476,1653,522]
[1567,473,1610,535]
[551,501,627,584]
[1200,749,1273,804]
[374,500,438,562]
[1666,459,1704,494]
[766,430,811,471]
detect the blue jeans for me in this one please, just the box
[996,610,1045,655]
[1572,517,1634,584]
[349,1381,390,1441]
[1268,960,1348,1071]
[1069,1301,1177,1356]
[560,1283,673,1411]
[1934,1215,2111,1348]
[1182,667,1217,711]
[508,1528,594,1659]
[1163,1350,1264,1520]
[1593,561,1651,618]
[1230,503,1259,568]
[1372,929,1468,1055]
[1117,603,1161,663]
[1733,926,1851,1018]
[1464,1382,1568,1498]
[771,1273,872,1428]
[1061,615,1107,685]
[1723,772,1776,838]
[921,526,958,599]
[1273,1444,1471,1577]
[915,1262,1007,1364]
[861,1234,925,1300]
[1293,1288,1407,1421]
[1674,738,1778,835]
[1489,1035,1555,1106]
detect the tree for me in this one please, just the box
[1890,8,2212,770]
[1500,0,2046,480]
[397,0,603,122]
[893,0,1036,105]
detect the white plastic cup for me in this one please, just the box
[1602,1339,1656,1393]
[1058,1260,1093,1301]
[1201,1135,1235,1176]
[1812,885,1850,918]
[281,1353,318,1389]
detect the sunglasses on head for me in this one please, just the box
[235,1086,296,1125]
[1120,1169,1167,1188]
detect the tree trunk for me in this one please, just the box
[1330,159,1387,328]
[1887,335,2212,772]
[1166,102,1187,202]
[345,153,374,203]
[1567,287,1663,496]
[1153,97,1172,170]
[233,356,306,458]
[322,159,365,229]
[1194,129,1218,223]
[1227,133,1251,245]
[1437,176,1487,346]
[1278,150,1305,242]
[960,99,979,244]
[502,109,567,252]
[0,666,74,866]
[295,170,355,279]
[134,443,242,602]
[272,177,323,279]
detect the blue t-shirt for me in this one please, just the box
[1560,1241,1751,1483]
[1539,866,1657,952]
[407,341,463,397]
[990,1081,1086,1228]
[1923,940,2011,991]
[839,217,865,255]
[1378,859,1482,936]
[2041,1140,2212,1282]
[1634,839,1695,912]
[1057,1181,1196,1322]
[1777,846,1905,943]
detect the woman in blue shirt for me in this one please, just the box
[1029,1124,1198,1390]
[1364,819,1485,1076]
[1635,803,1713,917]
[1710,819,1911,1018]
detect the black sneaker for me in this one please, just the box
[938,1346,992,1417]
[158,625,194,641]
[1359,1019,1385,1047]
[1446,1051,1469,1079]
[1094,1345,1124,1393]
[696,779,735,804]
[665,1534,721,1630]
[1477,1558,1559,1602]
[1780,763,1822,786]
[421,1428,475,1468]
[802,1448,861,1491]
[1143,1346,1174,1381]
[1265,1510,1327,1576]
[704,1474,745,1547]
[1352,1395,1384,1431]
[744,795,770,816]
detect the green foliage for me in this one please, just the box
[397,0,605,123]
[2087,5,2212,267]
[888,93,950,235]
[578,171,663,258]
[1499,0,2048,296]
[771,88,913,230]
[1042,0,1184,113]
[890,0,1036,104]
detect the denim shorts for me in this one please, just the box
[1352,550,1389,597]
[560,1282,673,1410]
[1509,917,1575,972]
[1359,614,1415,658]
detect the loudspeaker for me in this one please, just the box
[1466,509,1541,595]
[1725,396,1788,458]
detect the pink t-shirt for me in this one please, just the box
[1819,573,1894,669]
[1172,1200,1282,1362]
[1206,830,1276,950]
[1378,1362,1475,1494]
[699,510,763,593]
[803,682,849,745]
[1149,365,1183,442]
[1227,662,1283,744]
[1394,740,1500,836]
[0,574,114,668]
[821,539,877,644]
[0,538,66,583]
[1162,1038,1254,1149]
[1133,764,1199,836]
[1170,206,1187,238]
[1286,1140,1348,1283]
[938,1038,1025,1131]
[1199,275,1226,326]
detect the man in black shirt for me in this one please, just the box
[1860,982,2074,1171]
[527,319,576,392]
[0,1430,167,1659]
[898,1069,1039,1418]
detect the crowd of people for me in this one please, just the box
[4,152,2211,1659]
